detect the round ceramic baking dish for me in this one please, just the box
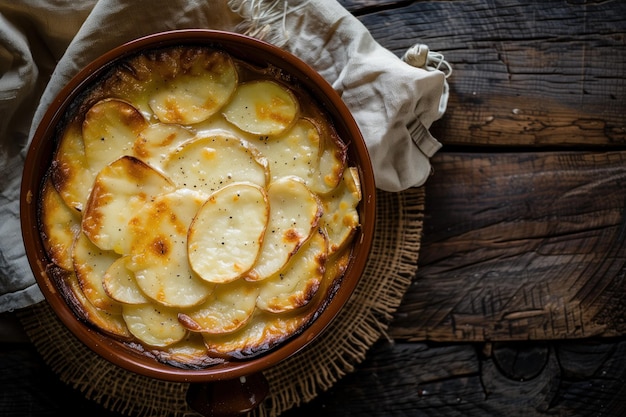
[20,29,375,416]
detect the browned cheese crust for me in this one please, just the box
[39,45,361,368]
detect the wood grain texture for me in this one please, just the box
[392,150,626,341]
[282,339,626,417]
[344,0,626,147]
[337,0,626,341]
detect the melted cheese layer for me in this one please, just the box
[40,45,362,367]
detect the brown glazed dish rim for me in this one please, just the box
[20,29,376,383]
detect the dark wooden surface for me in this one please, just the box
[2,1,626,416]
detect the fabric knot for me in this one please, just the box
[403,43,452,78]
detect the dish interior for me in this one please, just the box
[21,30,375,382]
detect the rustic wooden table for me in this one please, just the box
[2,1,625,416]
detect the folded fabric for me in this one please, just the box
[0,0,448,312]
[0,0,96,312]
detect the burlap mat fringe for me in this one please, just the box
[18,187,425,417]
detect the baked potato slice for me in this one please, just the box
[82,98,148,175]
[126,189,214,308]
[202,308,315,359]
[40,177,81,271]
[162,134,268,195]
[49,265,131,339]
[149,332,224,368]
[72,231,121,313]
[82,155,176,254]
[178,279,260,334]
[223,80,298,136]
[132,122,195,170]
[102,255,149,305]
[256,118,320,183]
[320,166,362,254]
[247,176,322,281]
[256,227,327,313]
[188,183,269,284]
[50,120,95,212]
[313,124,348,193]
[122,303,187,348]
[149,49,237,124]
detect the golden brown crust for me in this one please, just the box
[39,45,360,368]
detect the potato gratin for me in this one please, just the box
[39,45,361,368]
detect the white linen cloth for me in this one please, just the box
[0,0,449,312]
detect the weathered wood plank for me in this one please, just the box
[281,338,626,417]
[390,150,626,341]
[6,322,625,417]
[0,340,121,417]
[340,0,626,147]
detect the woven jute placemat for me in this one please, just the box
[18,187,424,417]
